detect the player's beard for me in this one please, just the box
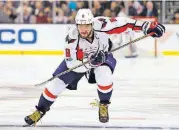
[79,28,93,39]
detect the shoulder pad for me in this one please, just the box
[93,16,113,31]
[66,25,79,44]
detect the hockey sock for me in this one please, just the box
[97,90,112,104]
[37,94,54,113]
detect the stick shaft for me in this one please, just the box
[110,32,154,53]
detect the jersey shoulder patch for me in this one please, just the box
[93,16,113,32]
[66,25,79,44]
[66,35,77,44]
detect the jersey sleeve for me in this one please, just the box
[64,26,80,67]
[93,16,146,34]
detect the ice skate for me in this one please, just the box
[24,109,45,127]
[99,103,109,123]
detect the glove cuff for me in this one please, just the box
[142,21,151,35]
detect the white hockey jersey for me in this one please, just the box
[65,16,146,72]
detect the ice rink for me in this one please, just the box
[0,55,179,130]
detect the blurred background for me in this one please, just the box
[0,0,178,24]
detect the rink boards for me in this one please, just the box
[0,24,178,56]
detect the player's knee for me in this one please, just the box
[94,66,113,93]
[94,65,113,85]
[42,78,67,101]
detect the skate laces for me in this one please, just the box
[90,99,108,117]
[90,99,99,107]
[99,104,108,117]
[29,110,42,126]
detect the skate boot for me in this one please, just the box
[24,107,46,126]
[99,103,109,123]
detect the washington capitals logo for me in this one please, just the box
[98,18,107,29]
[76,45,84,61]
[66,35,76,44]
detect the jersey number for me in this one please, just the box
[110,17,117,22]
[65,48,71,57]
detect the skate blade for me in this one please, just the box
[23,123,34,127]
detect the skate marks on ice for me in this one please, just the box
[1,78,179,130]
[1,58,179,129]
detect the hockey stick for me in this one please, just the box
[35,32,155,87]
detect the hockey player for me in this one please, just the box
[124,31,138,58]
[24,9,165,126]
[110,31,138,58]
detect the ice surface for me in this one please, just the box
[0,56,179,130]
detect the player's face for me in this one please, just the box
[77,24,93,38]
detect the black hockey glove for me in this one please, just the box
[143,21,165,38]
[89,50,108,68]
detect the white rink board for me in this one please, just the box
[0,24,68,50]
[0,56,179,129]
[0,24,179,54]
